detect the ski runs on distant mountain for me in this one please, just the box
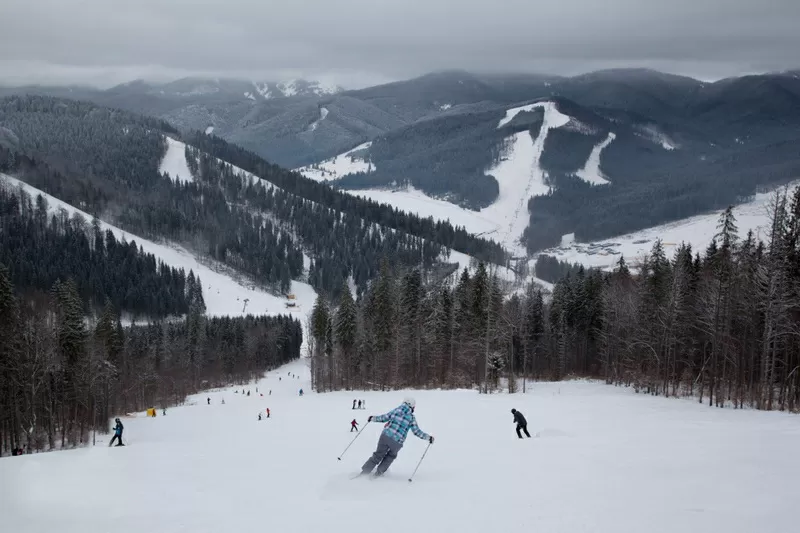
[160,137,195,184]
[482,102,570,253]
[298,142,373,181]
[497,103,539,127]
[575,132,615,185]
[308,107,329,132]
[168,135,514,288]
[297,101,572,256]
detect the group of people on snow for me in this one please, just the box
[354,400,531,478]
[352,399,366,410]
[102,367,532,470]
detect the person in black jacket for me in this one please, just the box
[511,409,531,438]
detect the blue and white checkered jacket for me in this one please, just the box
[373,403,429,445]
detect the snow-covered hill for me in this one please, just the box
[297,141,374,181]
[0,173,317,320]
[540,184,798,270]
[253,79,342,100]
[2,357,796,533]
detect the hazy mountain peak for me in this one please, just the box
[255,79,343,99]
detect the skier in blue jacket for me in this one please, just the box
[360,398,433,477]
[109,418,124,447]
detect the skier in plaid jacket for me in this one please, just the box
[360,398,434,477]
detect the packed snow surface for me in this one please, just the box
[159,137,194,184]
[349,184,498,236]
[575,132,615,185]
[297,142,373,181]
[497,103,539,127]
[543,184,798,270]
[0,174,316,319]
[3,357,797,533]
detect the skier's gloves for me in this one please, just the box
[368,416,373,422]
[429,436,434,444]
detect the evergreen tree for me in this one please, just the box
[335,286,357,387]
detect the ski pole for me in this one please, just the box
[337,426,365,460]
[408,442,431,482]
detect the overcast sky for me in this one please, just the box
[1,0,798,88]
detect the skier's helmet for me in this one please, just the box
[403,397,416,409]
[115,417,120,422]
[510,409,516,414]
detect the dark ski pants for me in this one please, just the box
[351,426,358,432]
[516,424,531,438]
[109,434,123,446]
[362,433,402,475]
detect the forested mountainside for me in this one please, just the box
[0,184,193,318]
[309,191,800,413]
[0,96,506,301]
[0,258,302,452]
[306,72,800,252]
[7,71,800,255]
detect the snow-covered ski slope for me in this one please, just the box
[308,107,329,132]
[346,184,499,238]
[542,184,798,270]
[2,357,797,533]
[576,132,616,185]
[0,174,316,319]
[481,102,570,253]
[159,137,194,184]
[297,141,373,181]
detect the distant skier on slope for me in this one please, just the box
[359,398,433,478]
[109,418,124,446]
[510,408,531,438]
[351,419,359,432]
